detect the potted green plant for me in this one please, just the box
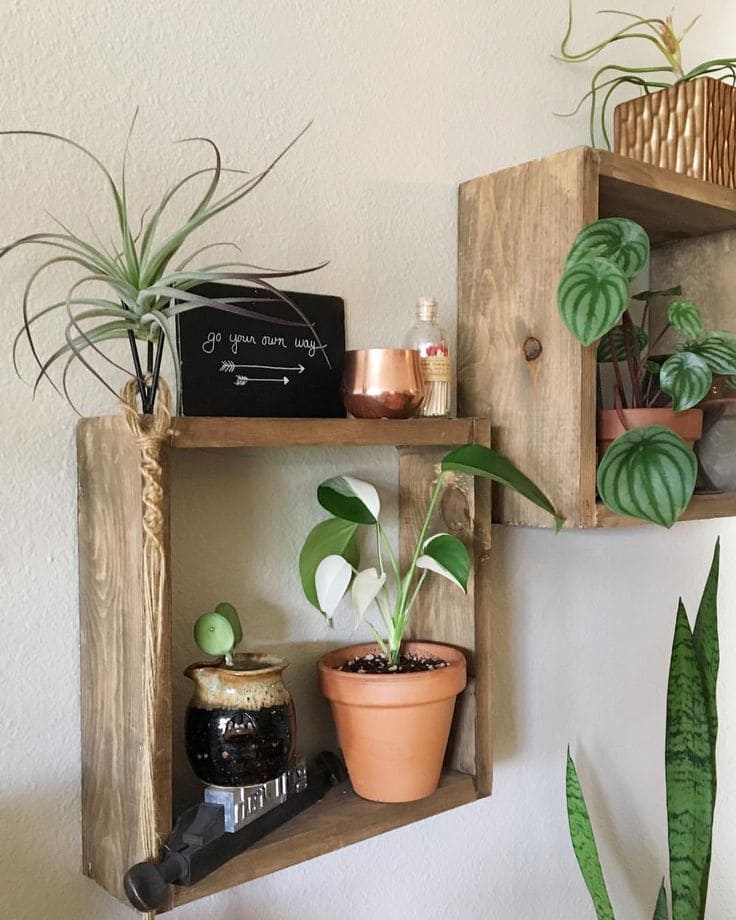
[3,117,324,414]
[556,4,736,186]
[566,539,720,919]
[184,602,296,787]
[299,444,562,803]
[557,216,736,526]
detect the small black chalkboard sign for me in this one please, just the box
[176,284,345,418]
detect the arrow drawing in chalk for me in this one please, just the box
[235,375,290,386]
[221,361,305,374]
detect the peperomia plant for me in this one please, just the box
[299,444,563,665]
[193,602,243,667]
[556,4,736,148]
[558,217,736,526]
[567,539,720,920]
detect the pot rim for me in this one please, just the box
[317,641,465,681]
[185,652,289,680]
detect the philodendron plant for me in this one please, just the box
[299,444,563,665]
[193,602,244,667]
[558,216,736,526]
[4,116,325,414]
[567,539,720,920]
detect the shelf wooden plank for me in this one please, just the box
[170,771,479,911]
[596,149,736,244]
[169,416,479,449]
[595,492,736,528]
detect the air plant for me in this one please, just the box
[4,115,326,414]
[556,4,736,148]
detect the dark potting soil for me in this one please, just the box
[337,653,450,674]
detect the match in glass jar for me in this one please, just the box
[404,296,452,417]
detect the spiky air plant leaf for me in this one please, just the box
[2,117,327,414]
[556,4,736,148]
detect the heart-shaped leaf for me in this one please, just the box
[558,256,630,346]
[659,351,712,411]
[194,611,235,657]
[299,518,360,609]
[315,554,354,618]
[597,324,648,363]
[596,425,697,527]
[351,567,387,626]
[565,217,650,280]
[318,475,380,524]
[416,533,471,592]
[214,601,243,647]
[667,300,703,340]
[687,332,736,374]
[441,443,564,530]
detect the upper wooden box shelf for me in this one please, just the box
[458,146,736,528]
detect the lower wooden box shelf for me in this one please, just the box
[595,492,736,528]
[77,416,492,913]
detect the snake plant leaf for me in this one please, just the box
[652,881,668,920]
[558,255,630,346]
[596,426,697,527]
[416,533,471,592]
[566,751,615,920]
[351,568,387,626]
[667,301,704,340]
[692,538,720,904]
[597,324,648,362]
[299,518,360,609]
[686,332,736,375]
[441,444,564,530]
[659,352,712,412]
[565,218,650,280]
[194,611,236,657]
[214,602,243,648]
[666,601,714,920]
[315,555,353,618]
[318,476,381,525]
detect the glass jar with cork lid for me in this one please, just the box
[404,296,452,417]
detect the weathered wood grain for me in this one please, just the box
[77,417,173,909]
[596,492,736,528]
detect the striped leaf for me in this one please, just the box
[659,352,712,412]
[558,256,630,346]
[691,538,720,911]
[666,602,714,920]
[686,333,736,375]
[667,301,704,340]
[597,324,648,362]
[566,218,650,280]
[566,751,615,920]
[653,881,669,920]
[596,426,697,527]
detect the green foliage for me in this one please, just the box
[566,540,720,920]
[597,325,648,363]
[565,218,650,280]
[685,332,736,375]
[667,302,703,340]
[3,118,325,413]
[299,444,561,663]
[596,425,697,527]
[659,352,712,412]
[566,751,615,920]
[556,4,736,148]
[558,256,630,346]
[193,602,244,665]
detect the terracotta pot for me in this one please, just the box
[318,641,466,803]
[614,77,736,189]
[184,653,296,787]
[597,407,703,457]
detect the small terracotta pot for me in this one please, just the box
[597,407,703,457]
[318,641,467,803]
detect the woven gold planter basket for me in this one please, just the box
[614,76,736,188]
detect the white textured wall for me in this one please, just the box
[2,2,736,918]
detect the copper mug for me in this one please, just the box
[342,348,426,419]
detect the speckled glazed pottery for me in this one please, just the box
[318,641,467,804]
[184,653,295,787]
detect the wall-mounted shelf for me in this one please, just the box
[458,146,736,528]
[77,416,492,913]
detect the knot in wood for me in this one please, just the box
[523,336,543,362]
[440,485,471,537]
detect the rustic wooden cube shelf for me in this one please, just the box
[77,416,492,913]
[458,146,736,528]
